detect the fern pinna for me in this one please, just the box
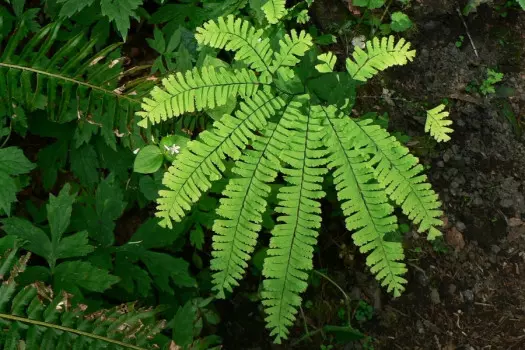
[139,15,443,343]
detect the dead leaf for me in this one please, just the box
[345,0,362,15]
[446,227,465,251]
[169,341,182,350]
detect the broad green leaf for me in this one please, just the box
[172,301,196,347]
[0,147,35,175]
[133,145,164,174]
[0,172,17,214]
[47,184,75,245]
[37,140,69,190]
[1,217,52,259]
[160,134,190,162]
[390,12,413,32]
[54,261,119,293]
[129,218,182,249]
[70,144,100,188]
[56,231,94,259]
[100,0,144,40]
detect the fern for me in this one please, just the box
[0,240,163,349]
[0,22,155,149]
[139,15,444,343]
[346,36,416,82]
[425,104,453,142]
[262,0,288,24]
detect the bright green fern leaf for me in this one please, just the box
[137,66,271,126]
[262,0,288,24]
[156,91,284,228]
[321,105,406,295]
[425,104,453,142]
[195,15,274,72]
[211,96,301,298]
[346,36,416,82]
[262,100,328,343]
[315,52,337,73]
[271,30,313,72]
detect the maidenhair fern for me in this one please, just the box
[0,238,163,349]
[0,22,155,149]
[139,14,447,343]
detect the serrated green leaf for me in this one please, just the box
[0,147,35,176]
[56,231,94,259]
[172,301,196,347]
[37,140,69,190]
[141,252,196,292]
[100,0,144,40]
[390,12,413,32]
[134,145,164,174]
[190,224,205,250]
[54,261,119,293]
[57,0,97,17]
[0,172,17,214]
[47,184,75,245]
[70,144,100,188]
[353,0,385,9]
[129,218,182,249]
[1,217,52,259]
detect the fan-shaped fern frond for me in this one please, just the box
[195,16,274,72]
[321,106,406,296]
[0,22,154,149]
[137,66,271,126]
[315,52,337,73]
[211,96,302,298]
[262,0,288,24]
[425,104,453,142]
[271,30,313,72]
[0,244,162,349]
[345,36,416,82]
[343,115,443,240]
[262,100,328,343]
[156,91,284,228]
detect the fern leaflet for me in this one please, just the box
[345,36,416,82]
[262,0,288,24]
[315,52,337,73]
[195,15,274,72]
[137,66,270,126]
[271,30,313,72]
[156,91,284,228]
[262,100,328,343]
[425,104,453,142]
[321,105,406,295]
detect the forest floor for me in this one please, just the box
[221,1,525,349]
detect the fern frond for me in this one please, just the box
[262,0,288,24]
[425,104,453,142]
[321,105,406,296]
[211,97,302,298]
[0,246,162,349]
[137,66,270,126]
[156,91,285,228]
[195,16,274,72]
[262,100,328,343]
[0,22,154,149]
[344,115,443,240]
[271,30,313,72]
[345,36,416,82]
[315,52,337,73]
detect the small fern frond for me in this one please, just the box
[425,104,453,142]
[262,100,328,343]
[137,66,270,126]
[0,22,153,149]
[271,30,313,72]
[321,105,406,296]
[0,245,162,349]
[315,52,337,73]
[211,97,302,298]
[346,116,443,240]
[195,16,274,72]
[262,0,288,24]
[345,36,416,82]
[156,91,285,228]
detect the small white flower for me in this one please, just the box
[133,148,140,154]
[351,35,366,49]
[164,144,181,155]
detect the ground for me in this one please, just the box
[220,1,525,349]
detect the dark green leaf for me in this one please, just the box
[172,301,196,347]
[133,145,164,174]
[0,147,35,176]
[1,217,51,260]
[47,184,75,244]
[56,231,94,259]
[70,144,100,188]
[0,172,17,214]
[54,261,119,293]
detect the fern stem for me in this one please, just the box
[0,313,146,350]
[0,63,141,105]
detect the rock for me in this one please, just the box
[463,289,474,302]
[500,198,514,208]
[491,245,501,254]
[437,160,444,167]
[448,284,457,294]
[456,221,466,232]
[430,288,441,304]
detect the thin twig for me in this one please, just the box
[456,7,479,58]
[299,305,311,341]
